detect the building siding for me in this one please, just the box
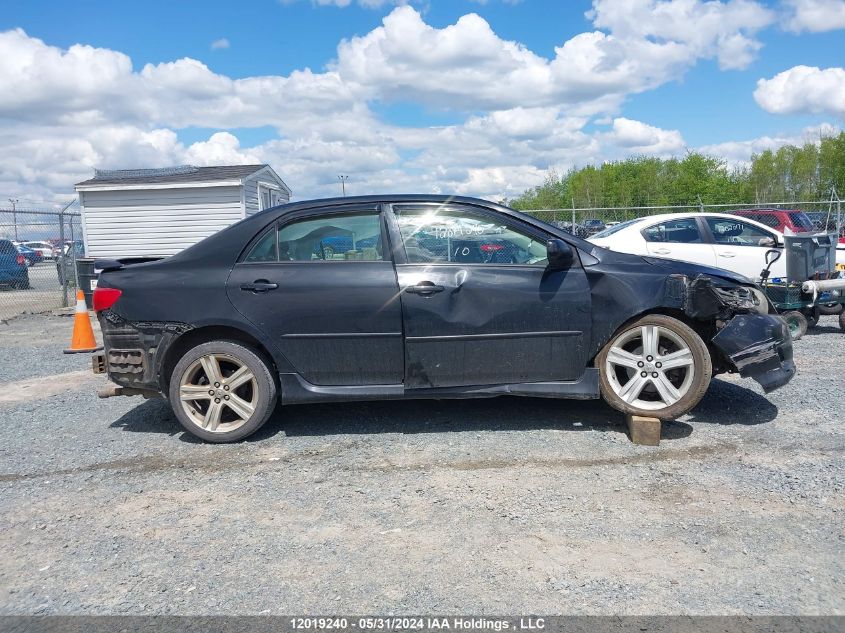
[243,177,260,216]
[81,186,245,258]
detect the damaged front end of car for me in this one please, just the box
[682,274,796,393]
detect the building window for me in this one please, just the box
[258,183,283,211]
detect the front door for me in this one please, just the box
[387,204,592,389]
[641,216,718,268]
[703,217,786,279]
[227,207,404,386]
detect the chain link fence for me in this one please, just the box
[0,197,842,321]
[0,206,82,321]
[521,198,844,239]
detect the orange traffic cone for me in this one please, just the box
[63,290,103,354]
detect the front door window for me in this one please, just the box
[394,206,548,265]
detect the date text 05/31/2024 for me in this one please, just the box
[289,617,546,631]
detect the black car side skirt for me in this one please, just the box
[279,368,600,405]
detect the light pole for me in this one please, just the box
[338,175,349,197]
[8,198,18,241]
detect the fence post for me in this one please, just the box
[571,201,576,232]
[59,210,68,308]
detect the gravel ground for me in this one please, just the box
[0,313,843,615]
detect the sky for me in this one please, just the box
[1,0,844,206]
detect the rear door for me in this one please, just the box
[227,206,404,386]
[640,216,717,268]
[387,203,592,389]
[703,217,786,279]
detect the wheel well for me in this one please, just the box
[635,308,716,340]
[160,325,277,390]
[591,308,720,366]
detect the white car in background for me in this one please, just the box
[21,241,56,260]
[589,212,844,281]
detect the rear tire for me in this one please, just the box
[782,311,808,340]
[597,314,712,421]
[818,303,843,316]
[169,340,277,443]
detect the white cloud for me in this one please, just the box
[698,123,841,166]
[605,118,686,155]
[589,0,774,70]
[0,2,809,204]
[210,38,230,50]
[754,66,845,119]
[332,2,774,113]
[781,0,845,32]
[184,132,259,165]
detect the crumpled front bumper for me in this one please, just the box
[712,313,796,393]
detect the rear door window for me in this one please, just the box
[642,218,703,243]
[244,212,383,262]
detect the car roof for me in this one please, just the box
[272,194,501,210]
[733,208,802,214]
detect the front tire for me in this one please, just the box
[782,311,808,340]
[597,314,712,421]
[169,340,277,443]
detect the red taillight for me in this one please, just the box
[93,287,122,312]
[480,243,503,253]
[16,254,25,266]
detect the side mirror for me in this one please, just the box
[765,249,781,266]
[547,239,573,270]
[758,236,777,247]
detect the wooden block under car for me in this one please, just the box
[626,414,661,446]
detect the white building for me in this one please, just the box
[75,164,291,258]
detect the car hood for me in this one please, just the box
[642,256,754,286]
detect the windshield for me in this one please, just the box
[591,218,641,238]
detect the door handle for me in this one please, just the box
[240,280,278,293]
[405,282,445,295]
[653,248,671,255]
[718,252,736,258]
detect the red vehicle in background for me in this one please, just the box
[732,208,816,234]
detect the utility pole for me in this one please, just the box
[8,198,18,241]
[338,175,349,197]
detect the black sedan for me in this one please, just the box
[91,195,795,442]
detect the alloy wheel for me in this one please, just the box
[604,324,695,412]
[178,353,258,432]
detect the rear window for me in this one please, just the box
[788,212,815,232]
[0,240,15,254]
[591,218,641,238]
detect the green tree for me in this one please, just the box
[508,131,845,211]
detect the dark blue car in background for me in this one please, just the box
[0,239,31,289]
